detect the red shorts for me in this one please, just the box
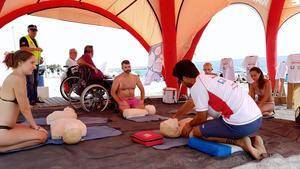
[118,97,143,110]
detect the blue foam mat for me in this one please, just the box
[188,137,243,157]
[153,138,188,150]
[21,117,108,126]
[4,126,122,154]
[127,115,168,122]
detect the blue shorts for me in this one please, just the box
[199,117,262,139]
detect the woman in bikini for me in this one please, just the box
[249,67,275,118]
[0,50,47,153]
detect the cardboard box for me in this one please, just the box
[37,86,49,99]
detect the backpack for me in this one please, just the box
[295,106,300,125]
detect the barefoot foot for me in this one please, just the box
[251,135,268,160]
[236,137,262,160]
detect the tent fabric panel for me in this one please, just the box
[280,0,300,27]
[174,0,183,26]
[148,0,161,25]
[176,0,228,60]
[266,0,285,89]
[0,0,6,13]
[32,7,122,29]
[228,0,272,28]
[183,22,209,61]
[118,0,162,46]
[0,1,150,52]
[106,0,136,15]
[159,0,177,88]
[0,0,36,17]
[81,0,118,10]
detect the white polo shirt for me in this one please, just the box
[190,74,262,125]
[66,58,78,68]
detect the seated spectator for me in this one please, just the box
[203,62,217,76]
[0,50,47,152]
[249,67,275,118]
[66,48,78,68]
[111,60,145,112]
[77,45,104,79]
[61,48,78,81]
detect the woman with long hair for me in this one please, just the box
[249,67,275,117]
[0,50,47,152]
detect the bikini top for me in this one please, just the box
[0,97,18,104]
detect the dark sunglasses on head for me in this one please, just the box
[29,28,38,32]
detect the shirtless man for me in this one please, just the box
[111,60,145,112]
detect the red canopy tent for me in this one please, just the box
[0,0,299,88]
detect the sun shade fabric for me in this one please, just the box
[31,8,122,29]
[0,0,162,47]
[280,0,300,27]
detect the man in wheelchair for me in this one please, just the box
[60,45,113,112]
[111,60,145,112]
[77,45,104,80]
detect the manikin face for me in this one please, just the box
[19,56,36,75]
[250,71,260,82]
[122,63,131,74]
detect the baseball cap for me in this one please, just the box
[28,24,38,31]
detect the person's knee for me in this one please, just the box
[38,132,48,143]
[0,147,9,153]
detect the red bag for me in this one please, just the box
[131,130,164,147]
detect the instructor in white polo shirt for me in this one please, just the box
[172,60,268,160]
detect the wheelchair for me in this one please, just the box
[60,65,114,112]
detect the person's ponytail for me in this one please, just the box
[2,50,33,69]
[3,52,15,68]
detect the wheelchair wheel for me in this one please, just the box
[60,76,81,102]
[80,84,109,112]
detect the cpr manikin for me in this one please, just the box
[47,107,87,144]
[123,104,156,119]
[160,118,193,138]
[46,107,77,125]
